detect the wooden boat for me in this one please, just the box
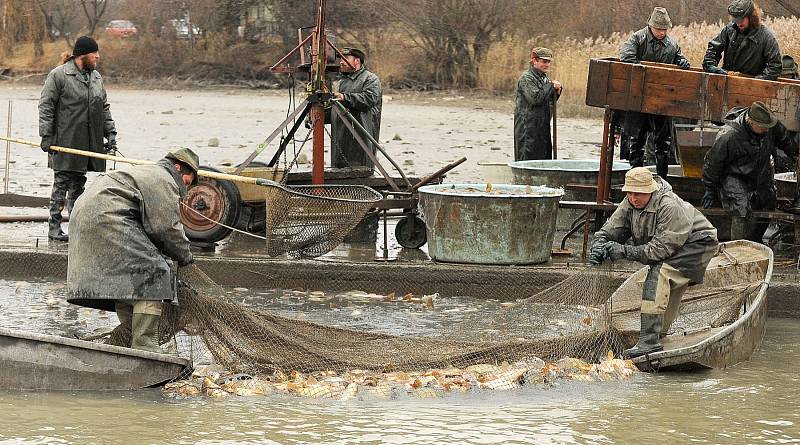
[610,240,772,371]
[0,327,192,390]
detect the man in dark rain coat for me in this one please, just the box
[39,35,117,242]
[67,149,198,353]
[702,0,782,80]
[331,47,382,171]
[514,47,562,161]
[619,7,690,179]
[702,102,796,241]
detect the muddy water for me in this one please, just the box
[0,280,798,444]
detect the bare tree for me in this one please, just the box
[80,0,108,36]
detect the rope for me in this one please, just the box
[180,201,268,241]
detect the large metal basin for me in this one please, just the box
[418,184,563,265]
[509,159,630,229]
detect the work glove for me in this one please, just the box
[704,65,727,75]
[589,244,607,266]
[677,59,690,70]
[702,189,721,209]
[604,241,627,261]
[178,254,194,268]
[104,135,117,155]
[40,136,52,153]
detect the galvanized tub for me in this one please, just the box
[418,184,563,265]
[509,159,630,229]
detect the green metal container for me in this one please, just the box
[418,184,563,265]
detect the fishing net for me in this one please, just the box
[262,184,383,258]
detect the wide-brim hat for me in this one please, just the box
[782,55,797,75]
[747,101,778,128]
[622,167,659,193]
[341,47,365,63]
[165,148,201,185]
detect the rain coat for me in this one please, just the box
[702,22,782,80]
[514,66,559,161]
[331,67,382,170]
[38,59,116,172]
[67,159,193,311]
[702,107,795,217]
[593,178,718,283]
[620,27,689,66]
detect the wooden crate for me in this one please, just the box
[586,58,800,131]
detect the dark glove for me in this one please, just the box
[704,65,727,75]
[589,244,607,266]
[677,59,690,70]
[104,135,117,155]
[702,189,721,209]
[178,255,194,267]
[40,136,52,153]
[604,241,627,261]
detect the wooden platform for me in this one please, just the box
[586,58,800,131]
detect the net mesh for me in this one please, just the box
[262,184,383,258]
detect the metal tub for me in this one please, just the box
[509,159,630,229]
[418,184,563,265]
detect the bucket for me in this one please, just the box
[418,184,563,265]
[509,159,630,229]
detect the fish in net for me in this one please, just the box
[156,265,635,399]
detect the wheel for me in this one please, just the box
[181,166,241,243]
[395,214,427,249]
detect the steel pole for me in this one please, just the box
[4,100,11,194]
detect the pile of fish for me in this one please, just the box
[163,353,638,400]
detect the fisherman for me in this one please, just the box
[590,167,719,359]
[38,35,117,242]
[703,102,796,239]
[514,47,562,161]
[619,7,690,179]
[702,0,781,80]
[66,149,198,353]
[331,47,383,172]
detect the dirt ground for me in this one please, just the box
[0,84,605,195]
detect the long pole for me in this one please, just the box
[310,0,327,185]
[0,136,277,187]
[596,107,612,204]
[4,100,11,194]
[552,96,558,159]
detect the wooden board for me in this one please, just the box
[586,58,800,131]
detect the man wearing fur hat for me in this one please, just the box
[39,35,117,242]
[702,102,796,240]
[591,167,719,358]
[619,7,690,179]
[703,0,782,80]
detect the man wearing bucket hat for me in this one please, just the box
[331,47,383,171]
[702,0,781,80]
[39,35,118,242]
[619,7,690,179]
[66,148,199,353]
[514,47,562,161]
[590,167,719,358]
[702,102,796,240]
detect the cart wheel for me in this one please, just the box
[181,166,241,243]
[395,214,427,249]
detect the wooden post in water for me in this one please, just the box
[4,100,11,194]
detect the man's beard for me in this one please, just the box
[81,56,96,71]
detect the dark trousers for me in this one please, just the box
[49,170,87,233]
[625,112,672,179]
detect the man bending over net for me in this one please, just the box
[590,167,719,358]
[66,148,199,353]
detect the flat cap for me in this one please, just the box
[532,47,553,60]
[341,47,366,63]
[728,0,754,20]
[165,148,201,184]
[747,101,778,128]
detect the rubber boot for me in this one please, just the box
[131,313,163,353]
[48,199,68,242]
[623,313,664,359]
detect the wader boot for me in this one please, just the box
[787,193,800,215]
[47,200,68,241]
[623,313,664,359]
[131,313,162,353]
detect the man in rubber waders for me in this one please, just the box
[514,47,562,161]
[590,167,719,358]
[39,35,117,242]
[66,149,198,353]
